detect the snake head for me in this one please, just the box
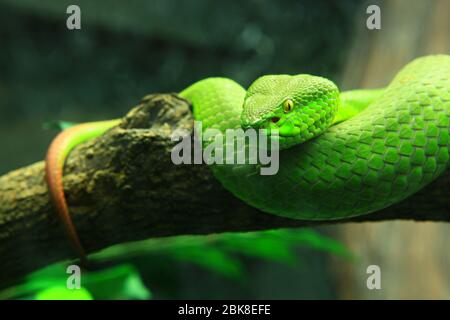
[241,74,339,149]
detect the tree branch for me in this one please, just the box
[0,93,448,288]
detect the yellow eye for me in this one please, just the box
[283,99,294,113]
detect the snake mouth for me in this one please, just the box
[242,115,298,138]
[271,117,281,123]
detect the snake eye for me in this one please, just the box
[283,99,294,113]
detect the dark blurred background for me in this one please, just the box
[0,0,448,299]
[0,0,359,172]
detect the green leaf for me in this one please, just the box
[42,120,78,131]
[219,233,297,264]
[285,229,354,259]
[35,286,93,300]
[168,245,244,278]
[83,264,151,300]
[0,263,151,300]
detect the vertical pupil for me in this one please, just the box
[285,101,292,111]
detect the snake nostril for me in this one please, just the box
[271,117,280,123]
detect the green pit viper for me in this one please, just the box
[46,55,450,261]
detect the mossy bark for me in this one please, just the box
[0,93,448,289]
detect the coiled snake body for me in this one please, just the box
[180,55,449,220]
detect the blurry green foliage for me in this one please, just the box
[1,264,151,300]
[0,229,352,299]
[42,120,78,131]
[36,287,93,300]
